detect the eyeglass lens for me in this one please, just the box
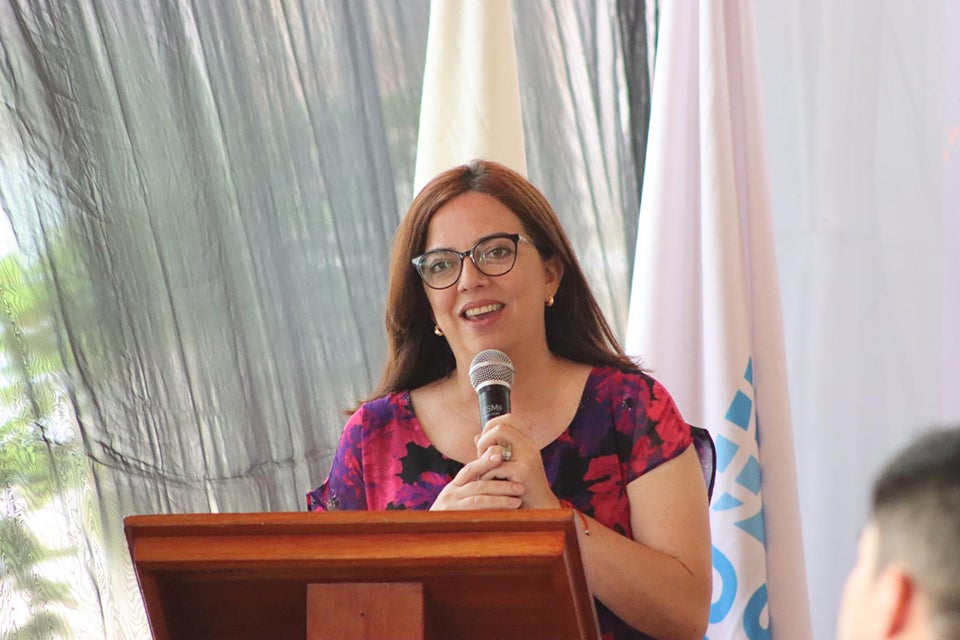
[416,235,519,289]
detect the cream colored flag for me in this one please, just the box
[413,0,525,194]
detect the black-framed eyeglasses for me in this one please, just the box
[411,233,531,290]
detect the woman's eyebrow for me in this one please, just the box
[424,231,517,253]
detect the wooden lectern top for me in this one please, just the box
[125,509,600,640]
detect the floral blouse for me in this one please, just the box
[307,366,692,640]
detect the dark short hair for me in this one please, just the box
[362,159,638,404]
[871,426,960,637]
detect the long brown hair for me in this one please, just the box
[364,159,638,404]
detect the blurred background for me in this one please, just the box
[0,1,956,638]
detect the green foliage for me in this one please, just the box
[1,251,83,639]
[1,612,70,640]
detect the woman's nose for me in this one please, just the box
[457,256,490,290]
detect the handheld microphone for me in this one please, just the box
[468,349,514,430]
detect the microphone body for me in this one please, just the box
[476,381,511,428]
[468,349,515,430]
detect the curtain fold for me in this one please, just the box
[0,1,648,637]
[515,0,648,338]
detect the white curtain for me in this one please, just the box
[0,1,650,637]
[755,2,959,638]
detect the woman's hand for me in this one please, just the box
[475,415,559,510]
[430,447,526,510]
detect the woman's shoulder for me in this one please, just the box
[586,365,684,419]
[348,391,414,429]
[586,364,662,395]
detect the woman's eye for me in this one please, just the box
[485,245,512,260]
[427,258,453,273]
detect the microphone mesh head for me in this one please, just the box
[468,349,515,391]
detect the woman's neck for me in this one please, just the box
[451,346,572,409]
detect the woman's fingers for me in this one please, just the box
[476,420,559,509]
[448,493,523,510]
[460,446,510,481]
[472,478,525,497]
[476,419,529,471]
[433,482,524,510]
[431,456,525,510]
[476,417,526,455]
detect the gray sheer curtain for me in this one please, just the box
[0,1,650,637]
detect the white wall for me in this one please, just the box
[755,2,960,638]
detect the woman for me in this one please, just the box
[308,159,711,639]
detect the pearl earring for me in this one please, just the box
[546,294,555,307]
[434,325,444,336]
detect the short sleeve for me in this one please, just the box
[306,407,367,511]
[626,377,692,483]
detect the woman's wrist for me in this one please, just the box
[558,499,591,536]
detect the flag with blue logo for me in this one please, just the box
[625,2,812,638]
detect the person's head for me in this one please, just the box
[371,159,636,397]
[838,427,960,640]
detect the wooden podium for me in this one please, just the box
[124,509,600,640]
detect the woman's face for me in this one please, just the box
[420,191,562,366]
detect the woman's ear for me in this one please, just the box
[543,254,564,294]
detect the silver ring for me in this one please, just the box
[501,444,512,462]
